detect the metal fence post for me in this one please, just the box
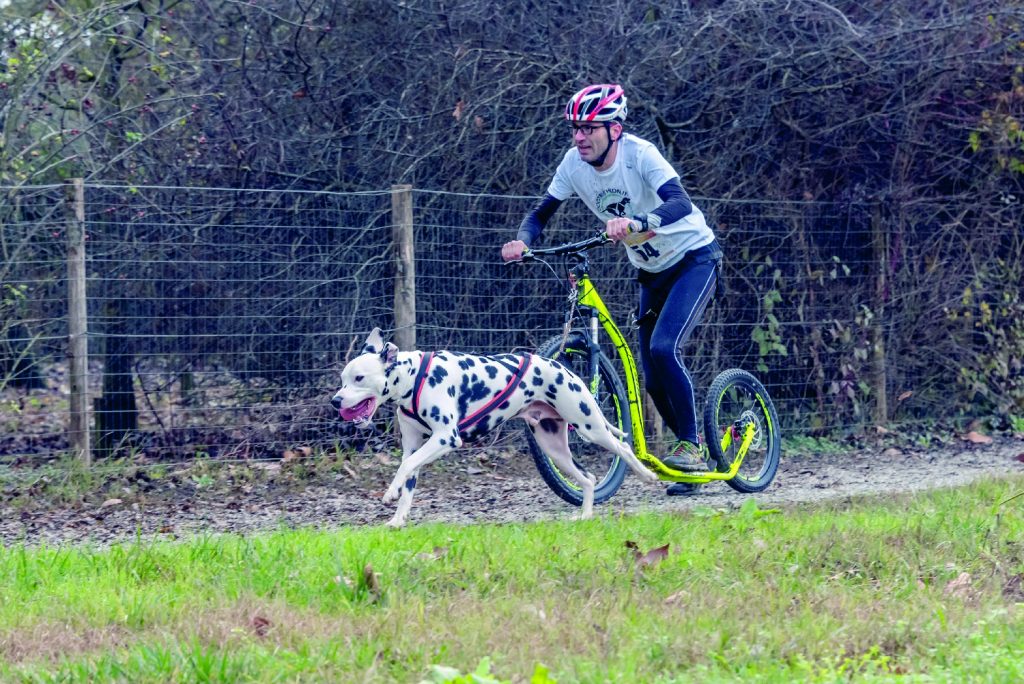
[391,184,416,351]
[66,179,91,465]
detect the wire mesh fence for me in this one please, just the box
[1,182,1020,466]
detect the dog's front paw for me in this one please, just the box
[382,483,402,503]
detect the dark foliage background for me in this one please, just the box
[1,0,1022,461]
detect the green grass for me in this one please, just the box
[1,477,1022,683]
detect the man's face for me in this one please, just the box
[571,122,619,164]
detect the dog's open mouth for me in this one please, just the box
[339,397,377,424]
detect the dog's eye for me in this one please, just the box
[354,375,364,382]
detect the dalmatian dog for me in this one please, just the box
[331,328,658,527]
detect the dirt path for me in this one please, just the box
[2,437,1023,548]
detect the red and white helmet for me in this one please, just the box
[564,84,628,123]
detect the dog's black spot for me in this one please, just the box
[428,365,449,387]
[533,367,542,375]
[531,375,544,387]
[524,389,535,398]
[392,377,400,385]
[585,423,592,430]
[458,375,491,419]
[568,382,582,392]
[405,476,417,491]
[555,372,564,385]
[545,385,558,400]
[460,415,491,442]
[579,401,591,416]
[447,385,456,397]
[401,389,413,399]
[430,406,442,421]
[457,357,476,370]
[484,365,498,379]
[498,400,510,410]
[539,418,560,434]
[519,380,527,389]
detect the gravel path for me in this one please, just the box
[2,436,1023,548]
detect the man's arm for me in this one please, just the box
[516,194,563,246]
[634,179,692,230]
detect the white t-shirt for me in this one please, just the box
[547,133,715,272]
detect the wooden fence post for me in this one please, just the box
[66,179,91,465]
[391,184,416,351]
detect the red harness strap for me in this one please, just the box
[400,352,435,427]
[458,354,531,434]
[400,353,532,435]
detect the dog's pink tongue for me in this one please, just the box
[339,398,372,421]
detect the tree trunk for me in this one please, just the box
[95,298,138,456]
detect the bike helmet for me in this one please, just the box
[564,84,628,123]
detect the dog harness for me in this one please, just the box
[400,352,532,436]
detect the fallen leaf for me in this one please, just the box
[897,390,913,402]
[101,498,122,508]
[415,546,448,561]
[944,571,973,598]
[363,563,382,600]
[250,614,271,637]
[1003,574,1024,601]
[625,540,670,568]
[452,99,465,121]
[963,431,993,445]
[664,590,687,605]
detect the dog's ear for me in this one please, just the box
[360,327,385,355]
[381,341,399,364]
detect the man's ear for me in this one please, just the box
[360,327,385,355]
[610,122,623,142]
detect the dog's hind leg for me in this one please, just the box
[527,417,596,519]
[574,421,659,484]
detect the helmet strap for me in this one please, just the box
[586,122,618,168]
